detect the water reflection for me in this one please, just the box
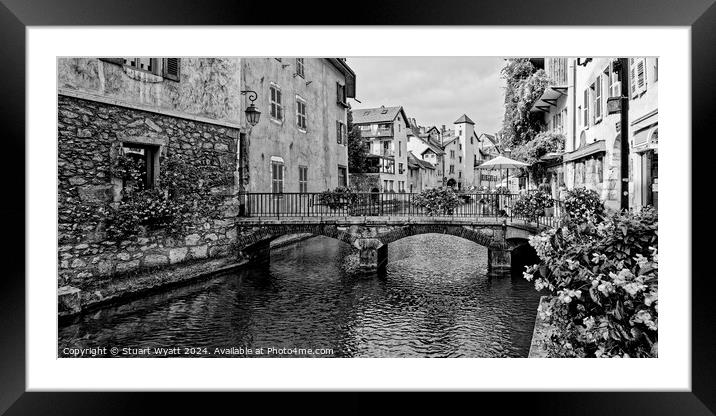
[59,234,541,358]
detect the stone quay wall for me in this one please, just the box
[58,95,241,290]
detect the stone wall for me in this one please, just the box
[58,95,241,289]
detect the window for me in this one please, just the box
[577,106,582,127]
[398,141,401,157]
[111,58,180,81]
[122,57,157,73]
[398,181,405,192]
[120,143,159,190]
[449,165,455,174]
[338,166,347,187]
[458,171,462,179]
[299,166,308,193]
[459,156,462,163]
[336,121,346,144]
[450,150,455,159]
[592,76,602,123]
[458,143,462,150]
[630,58,647,97]
[596,157,603,184]
[583,89,589,128]
[296,96,307,131]
[295,58,305,78]
[270,84,283,122]
[608,62,622,98]
[398,163,404,174]
[470,136,473,145]
[271,161,284,193]
[336,83,347,107]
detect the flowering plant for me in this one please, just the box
[317,186,358,210]
[512,190,553,220]
[411,187,461,216]
[564,187,604,223]
[524,207,658,357]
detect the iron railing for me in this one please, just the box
[243,192,564,228]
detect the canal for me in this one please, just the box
[58,234,542,358]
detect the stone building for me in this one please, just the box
[406,126,445,186]
[530,57,657,211]
[407,151,437,192]
[442,114,481,189]
[239,58,356,194]
[352,106,411,192]
[56,57,357,310]
[58,57,244,295]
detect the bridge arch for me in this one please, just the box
[237,223,357,260]
[376,224,505,249]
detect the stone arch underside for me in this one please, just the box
[376,224,506,249]
[236,224,357,252]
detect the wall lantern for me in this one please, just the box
[241,90,261,127]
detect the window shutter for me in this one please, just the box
[162,58,180,81]
[637,58,647,93]
[630,58,637,98]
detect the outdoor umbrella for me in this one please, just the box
[476,155,530,192]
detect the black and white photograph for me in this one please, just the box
[56,56,658,359]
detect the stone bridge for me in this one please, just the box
[235,216,546,273]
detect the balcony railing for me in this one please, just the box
[243,192,564,228]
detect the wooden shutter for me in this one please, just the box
[630,58,637,98]
[162,58,180,81]
[637,58,647,93]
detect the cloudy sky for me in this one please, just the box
[346,57,506,134]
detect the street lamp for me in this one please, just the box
[241,90,261,127]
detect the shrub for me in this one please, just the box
[524,207,658,358]
[105,188,185,239]
[317,186,358,210]
[513,190,554,220]
[564,187,604,223]
[411,187,461,216]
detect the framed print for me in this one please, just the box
[2,0,714,413]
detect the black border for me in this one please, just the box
[1,0,713,413]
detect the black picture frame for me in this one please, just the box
[1,0,712,413]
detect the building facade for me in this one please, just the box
[240,58,356,194]
[57,57,244,290]
[530,57,657,211]
[352,106,410,192]
[443,114,481,189]
[56,56,357,298]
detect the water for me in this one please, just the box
[58,234,542,358]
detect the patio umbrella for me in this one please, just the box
[476,155,530,191]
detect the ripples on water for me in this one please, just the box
[59,234,542,358]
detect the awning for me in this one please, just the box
[563,140,606,163]
[530,85,568,113]
[633,126,658,150]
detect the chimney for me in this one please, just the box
[441,124,446,133]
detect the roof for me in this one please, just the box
[408,152,436,170]
[326,58,356,98]
[426,126,441,134]
[442,137,459,148]
[454,114,475,125]
[352,106,411,126]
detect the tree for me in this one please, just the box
[499,59,551,150]
[347,107,368,173]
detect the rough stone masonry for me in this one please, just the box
[57,95,241,294]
